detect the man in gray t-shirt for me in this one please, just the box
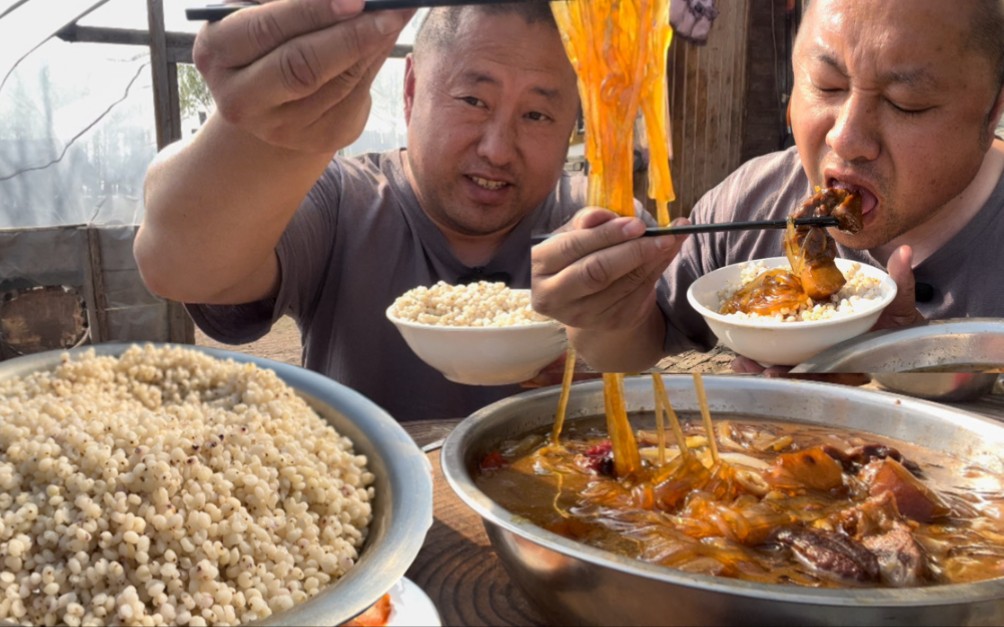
[137,3,686,422]
[532,0,1004,373]
[187,150,586,422]
[660,146,1004,356]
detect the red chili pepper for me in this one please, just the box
[480,450,508,470]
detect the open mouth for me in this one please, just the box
[828,179,878,216]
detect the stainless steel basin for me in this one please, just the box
[442,375,1004,626]
[871,372,1000,401]
[792,318,1004,373]
[792,318,1004,400]
[0,343,434,627]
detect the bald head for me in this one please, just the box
[801,0,1004,87]
[413,2,559,61]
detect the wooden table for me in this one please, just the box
[401,385,1004,627]
[403,420,547,627]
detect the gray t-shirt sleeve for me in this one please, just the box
[272,163,345,328]
[186,159,345,344]
[185,298,279,344]
[659,184,725,355]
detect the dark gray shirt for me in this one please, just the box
[661,146,1004,354]
[190,149,586,422]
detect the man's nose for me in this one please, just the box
[476,116,518,166]
[825,92,881,163]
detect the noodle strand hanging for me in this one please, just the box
[549,0,675,475]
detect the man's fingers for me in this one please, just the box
[214,8,413,110]
[531,209,684,329]
[535,216,664,278]
[887,245,915,307]
[272,38,388,130]
[875,245,926,330]
[536,244,674,330]
[301,50,388,145]
[571,206,624,231]
[531,208,686,332]
[731,356,765,373]
[576,232,679,293]
[198,0,365,69]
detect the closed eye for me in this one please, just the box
[888,100,932,116]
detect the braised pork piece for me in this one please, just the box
[720,187,864,316]
[475,417,1004,588]
[785,187,864,299]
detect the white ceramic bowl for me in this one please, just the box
[386,305,568,386]
[687,257,897,366]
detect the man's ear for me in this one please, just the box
[403,53,417,124]
[983,81,1004,148]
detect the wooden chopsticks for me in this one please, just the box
[530,216,841,243]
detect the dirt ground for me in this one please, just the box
[194,315,302,365]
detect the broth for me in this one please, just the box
[476,414,1004,588]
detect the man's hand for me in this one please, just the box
[875,245,926,330]
[730,355,871,385]
[531,208,685,331]
[530,208,687,373]
[192,0,415,153]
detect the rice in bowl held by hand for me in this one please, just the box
[0,344,374,627]
[389,281,551,327]
[720,260,886,322]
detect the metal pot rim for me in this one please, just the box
[792,317,1004,372]
[442,375,1004,607]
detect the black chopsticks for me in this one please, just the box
[530,216,841,243]
[187,0,540,22]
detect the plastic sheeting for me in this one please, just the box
[0,0,420,353]
[0,37,155,229]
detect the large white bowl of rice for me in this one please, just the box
[0,343,432,627]
[386,281,567,386]
[687,257,897,366]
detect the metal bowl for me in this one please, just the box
[791,318,1004,373]
[870,372,1000,402]
[442,375,1004,626]
[791,318,1004,401]
[0,343,434,627]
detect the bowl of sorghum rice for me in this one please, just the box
[0,343,433,626]
[386,281,567,386]
[687,257,896,366]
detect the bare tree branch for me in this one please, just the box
[0,60,149,182]
[0,0,32,20]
